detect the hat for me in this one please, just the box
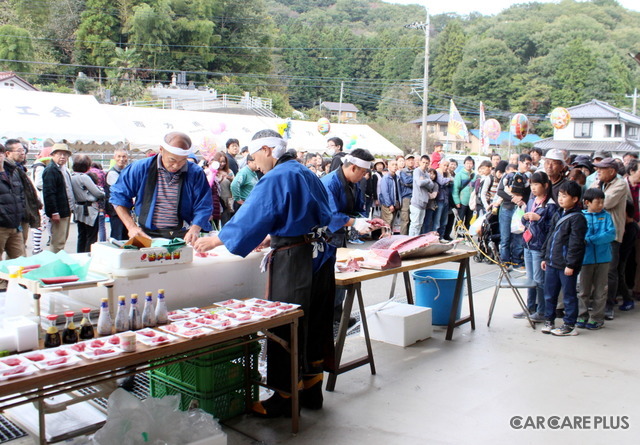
[545,149,565,165]
[373,159,386,168]
[50,143,71,155]
[38,147,53,159]
[405,153,415,159]
[593,158,618,169]
[592,151,610,160]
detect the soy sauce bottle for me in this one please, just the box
[79,307,95,340]
[62,311,78,344]
[115,295,129,332]
[155,289,168,325]
[44,314,61,348]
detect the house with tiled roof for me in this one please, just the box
[319,101,359,123]
[0,72,38,91]
[534,99,640,157]
[410,113,473,152]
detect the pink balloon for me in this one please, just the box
[211,122,226,135]
[484,119,501,140]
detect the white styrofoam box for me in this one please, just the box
[362,301,432,347]
[5,316,38,352]
[187,432,227,445]
[90,241,193,271]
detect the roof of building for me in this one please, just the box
[564,99,640,126]
[533,137,640,153]
[320,101,359,113]
[0,72,38,91]
[409,113,472,125]
[469,129,541,145]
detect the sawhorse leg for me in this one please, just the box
[326,283,376,391]
[388,272,414,304]
[445,258,476,340]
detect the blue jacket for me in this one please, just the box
[397,169,413,200]
[521,196,558,251]
[378,173,399,208]
[321,168,365,233]
[582,209,616,265]
[109,155,213,232]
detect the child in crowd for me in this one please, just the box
[576,188,616,330]
[540,181,587,336]
[422,168,440,233]
[514,171,558,323]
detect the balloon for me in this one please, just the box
[510,114,529,140]
[211,122,226,135]
[483,119,501,140]
[317,118,330,136]
[550,107,571,130]
[195,134,218,162]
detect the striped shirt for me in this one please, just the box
[152,156,185,229]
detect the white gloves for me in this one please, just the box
[353,218,373,234]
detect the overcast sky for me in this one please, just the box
[383,0,639,16]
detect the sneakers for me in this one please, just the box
[348,238,364,245]
[551,324,578,336]
[541,321,555,334]
[604,307,615,320]
[619,301,635,311]
[529,313,546,323]
[575,318,588,329]
[585,321,604,330]
[512,311,529,319]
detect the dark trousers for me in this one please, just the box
[267,244,335,391]
[109,214,128,241]
[607,241,621,308]
[544,265,579,326]
[77,219,99,253]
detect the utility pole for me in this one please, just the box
[626,88,638,115]
[338,81,344,124]
[405,10,430,156]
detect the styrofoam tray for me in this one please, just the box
[158,323,214,338]
[0,364,38,380]
[80,347,123,360]
[33,354,82,371]
[136,329,178,346]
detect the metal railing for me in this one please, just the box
[119,94,275,116]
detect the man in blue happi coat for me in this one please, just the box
[194,129,335,417]
[321,148,375,324]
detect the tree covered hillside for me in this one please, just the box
[0,0,639,141]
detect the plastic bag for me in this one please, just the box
[510,207,525,234]
[93,388,224,445]
[468,213,486,237]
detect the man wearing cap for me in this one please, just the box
[4,139,41,248]
[591,157,631,320]
[585,151,609,189]
[109,132,212,244]
[194,129,335,418]
[42,143,75,253]
[543,149,568,204]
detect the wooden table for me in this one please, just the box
[0,310,302,444]
[327,249,476,391]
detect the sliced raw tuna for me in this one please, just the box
[360,249,402,270]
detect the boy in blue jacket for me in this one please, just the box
[576,188,616,330]
[540,181,588,336]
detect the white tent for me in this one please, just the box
[102,105,403,157]
[0,89,126,144]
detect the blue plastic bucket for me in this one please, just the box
[412,269,464,326]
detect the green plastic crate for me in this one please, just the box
[149,375,258,421]
[150,340,261,393]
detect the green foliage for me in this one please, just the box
[0,24,34,73]
[431,20,466,106]
[74,76,99,94]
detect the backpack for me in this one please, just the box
[510,172,527,196]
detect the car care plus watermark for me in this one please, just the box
[510,415,630,430]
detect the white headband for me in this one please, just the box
[160,140,194,156]
[248,137,287,159]
[343,154,372,169]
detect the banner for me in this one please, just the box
[447,99,469,142]
[479,102,489,154]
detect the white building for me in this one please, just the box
[0,72,38,91]
[534,99,640,157]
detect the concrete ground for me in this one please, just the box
[4,229,639,444]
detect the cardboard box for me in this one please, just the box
[362,301,432,347]
[91,241,193,271]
